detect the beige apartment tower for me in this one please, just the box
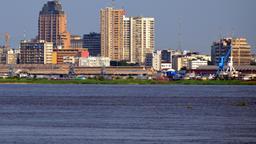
[38,0,70,49]
[123,16,155,64]
[100,7,125,61]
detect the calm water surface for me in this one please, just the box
[0,84,256,144]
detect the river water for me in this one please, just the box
[0,84,255,144]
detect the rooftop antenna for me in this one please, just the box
[23,30,27,40]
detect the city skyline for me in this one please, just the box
[0,0,255,54]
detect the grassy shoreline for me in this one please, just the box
[0,78,256,85]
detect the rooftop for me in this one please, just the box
[40,0,64,15]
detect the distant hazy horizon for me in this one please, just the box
[0,0,255,54]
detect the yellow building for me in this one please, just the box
[52,52,57,64]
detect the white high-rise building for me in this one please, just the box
[123,16,155,64]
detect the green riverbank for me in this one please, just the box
[0,78,256,85]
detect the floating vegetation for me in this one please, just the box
[186,104,193,109]
[234,101,249,107]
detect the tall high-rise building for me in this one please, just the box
[38,0,70,49]
[100,7,125,61]
[83,33,101,57]
[211,38,251,66]
[123,16,155,64]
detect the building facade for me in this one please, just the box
[172,56,184,71]
[7,49,19,64]
[20,40,53,64]
[79,57,111,67]
[38,0,70,49]
[83,33,101,57]
[52,48,86,64]
[188,59,208,70]
[161,49,174,63]
[145,50,161,71]
[71,35,83,49]
[0,46,7,64]
[123,16,155,64]
[100,7,125,61]
[211,38,251,66]
[161,63,172,71]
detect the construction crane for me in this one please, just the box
[216,39,239,79]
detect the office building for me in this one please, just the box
[83,33,101,56]
[145,50,161,71]
[38,0,70,49]
[123,16,155,64]
[100,7,125,61]
[161,49,174,63]
[211,38,251,66]
[71,35,83,49]
[20,40,53,64]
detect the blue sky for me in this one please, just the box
[0,0,255,54]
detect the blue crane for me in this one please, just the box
[216,39,232,76]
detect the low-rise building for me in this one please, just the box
[52,48,88,64]
[188,59,208,70]
[7,49,19,64]
[145,50,161,71]
[161,63,172,71]
[161,49,175,63]
[172,55,184,71]
[79,57,110,67]
[0,46,8,64]
[20,40,53,64]
[171,51,211,71]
